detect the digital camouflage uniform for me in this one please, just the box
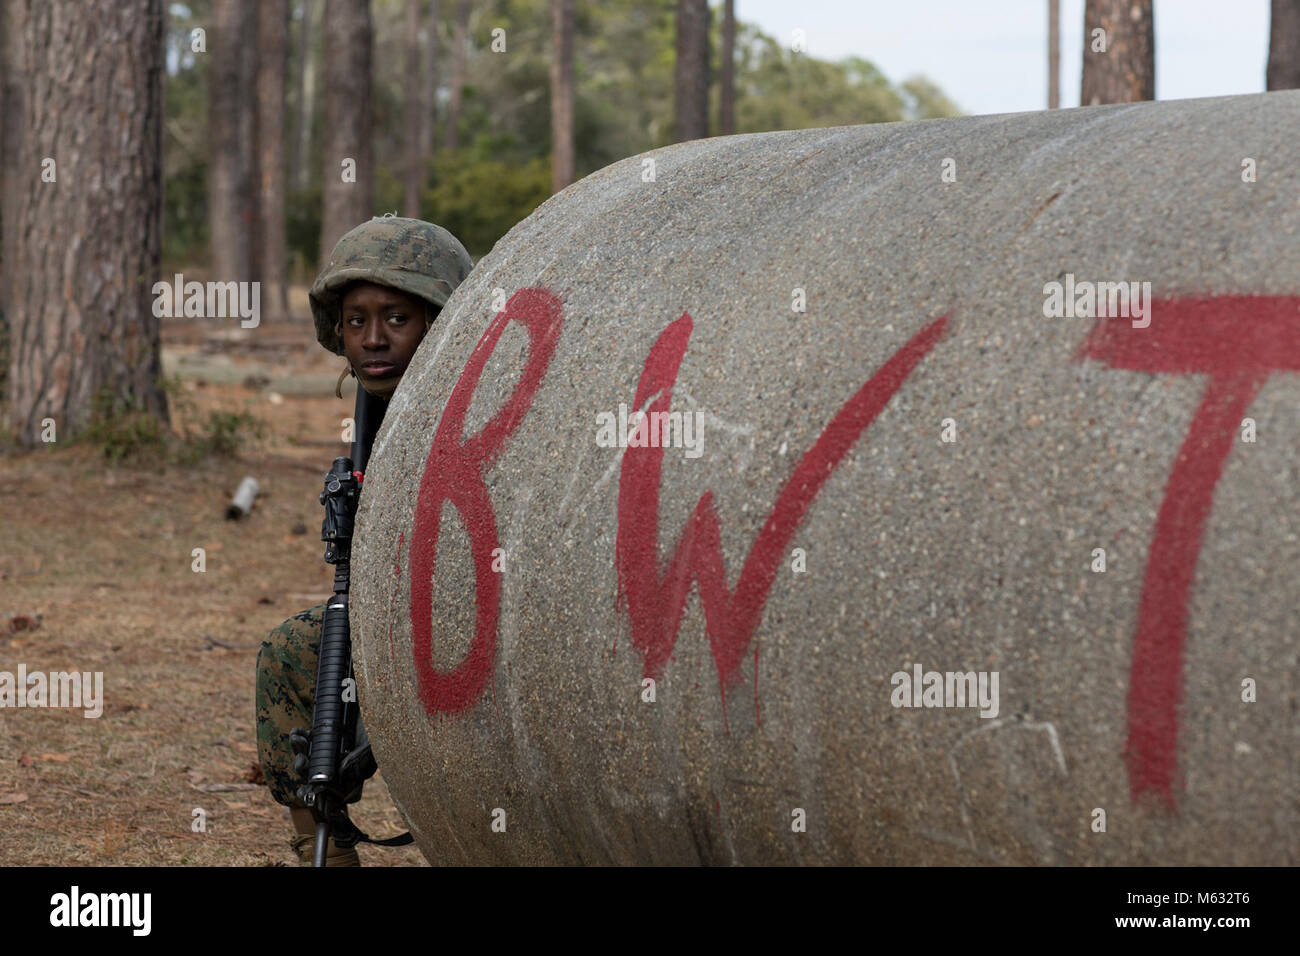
[254,216,473,843]
[255,604,330,808]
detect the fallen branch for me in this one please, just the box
[201,635,259,652]
[189,783,262,793]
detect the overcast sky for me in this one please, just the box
[734,0,1273,116]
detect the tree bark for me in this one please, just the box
[674,0,710,141]
[4,0,167,444]
[446,0,469,152]
[2,0,20,281]
[319,0,374,265]
[1,0,19,413]
[1048,0,1060,109]
[258,0,290,319]
[209,0,258,282]
[720,0,735,134]
[1081,0,1154,105]
[550,0,575,193]
[425,0,440,157]
[1268,0,1300,90]
[403,0,424,216]
[288,0,315,196]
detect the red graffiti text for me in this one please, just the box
[409,289,564,714]
[1079,294,1300,807]
[615,312,950,725]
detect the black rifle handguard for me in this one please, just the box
[306,585,352,787]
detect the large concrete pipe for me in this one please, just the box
[352,92,1300,865]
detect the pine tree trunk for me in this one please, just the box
[319,0,374,264]
[550,0,575,193]
[1,0,16,247]
[289,0,315,197]
[1048,0,1060,108]
[1081,0,1154,105]
[1,0,19,413]
[425,0,440,157]
[209,0,258,281]
[403,0,424,217]
[446,0,469,152]
[720,0,735,134]
[1268,0,1300,90]
[675,0,710,141]
[3,0,167,445]
[258,0,290,319]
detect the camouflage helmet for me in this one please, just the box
[309,215,474,356]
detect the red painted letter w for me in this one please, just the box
[615,312,949,722]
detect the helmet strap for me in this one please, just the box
[335,363,356,400]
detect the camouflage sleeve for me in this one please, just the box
[255,605,325,809]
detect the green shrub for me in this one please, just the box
[425,149,552,258]
[173,409,265,465]
[286,180,323,279]
[81,387,169,466]
[81,377,264,467]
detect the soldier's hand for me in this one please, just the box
[289,726,311,780]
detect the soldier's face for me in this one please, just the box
[339,282,435,399]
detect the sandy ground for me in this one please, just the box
[0,300,427,866]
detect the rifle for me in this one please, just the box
[297,383,412,866]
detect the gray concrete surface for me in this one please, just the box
[352,92,1300,864]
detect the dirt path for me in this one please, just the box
[0,312,426,866]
